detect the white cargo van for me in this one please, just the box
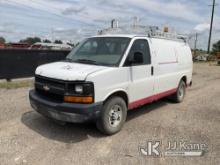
[29,34,193,135]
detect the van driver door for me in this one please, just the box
[124,38,155,109]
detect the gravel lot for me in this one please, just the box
[0,63,220,165]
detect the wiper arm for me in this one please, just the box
[65,58,73,62]
[68,58,109,66]
[75,59,98,64]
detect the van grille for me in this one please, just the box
[35,76,66,102]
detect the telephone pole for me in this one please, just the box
[194,33,198,56]
[207,0,217,54]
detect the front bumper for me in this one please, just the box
[29,90,103,123]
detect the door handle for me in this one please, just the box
[151,66,154,76]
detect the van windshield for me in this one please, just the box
[66,37,131,66]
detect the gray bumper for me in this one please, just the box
[29,90,103,123]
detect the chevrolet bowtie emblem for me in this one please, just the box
[43,85,50,91]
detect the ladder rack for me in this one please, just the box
[98,25,188,42]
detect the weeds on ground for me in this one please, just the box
[0,79,33,89]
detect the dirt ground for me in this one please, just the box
[0,63,219,165]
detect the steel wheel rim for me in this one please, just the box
[178,83,185,99]
[108,104,123,128]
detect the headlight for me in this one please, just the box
[65,82,94,104]
[75,85,83,94]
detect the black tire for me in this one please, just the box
[170,80,186,103]
[96,97,127,135]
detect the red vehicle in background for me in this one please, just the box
[29,42,72,50]
[7,43,31,49]
[0,43,6,49]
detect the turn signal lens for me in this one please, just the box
[64,96,93,104]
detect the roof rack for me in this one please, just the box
[150,31,188,42]
[98,25,188,43]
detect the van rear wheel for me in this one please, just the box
[96,97,127,135]
[171,80,186,103]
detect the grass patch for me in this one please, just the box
[0,79,34,89]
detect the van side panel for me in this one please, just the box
[152,38,192,95]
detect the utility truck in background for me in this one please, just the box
[29,28,193,135]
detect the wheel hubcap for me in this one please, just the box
[108,105,122,127]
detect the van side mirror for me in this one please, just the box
[128,52,144,65]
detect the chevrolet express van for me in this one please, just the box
[29,34,193,135]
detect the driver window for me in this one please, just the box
[124,39,151,66]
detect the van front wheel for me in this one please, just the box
[96,97,127,135]
[171,80,186,103]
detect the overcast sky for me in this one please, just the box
[0,0,220,49]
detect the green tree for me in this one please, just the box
[19,37,41,44]
[0,37,6,44]
[54,40,63,44]
[43,39,52,43]
[212,40,220,54]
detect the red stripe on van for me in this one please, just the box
[128,88,177,110]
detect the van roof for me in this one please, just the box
[91,34,146,38]
[91,34,187,43]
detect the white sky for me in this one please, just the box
[0,0,219,49]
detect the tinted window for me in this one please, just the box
[124,39,151,66]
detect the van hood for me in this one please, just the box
[35,62,109,81]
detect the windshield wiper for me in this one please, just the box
[66,58,110,66]
[65,58,73,62]
[75,59,99,65]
